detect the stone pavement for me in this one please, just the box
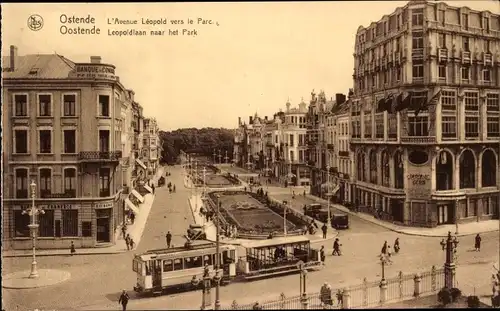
[2,269,71,289]
[303,194,499,238]
[2,167,166,258]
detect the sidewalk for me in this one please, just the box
[306,195,499,238]
[3,167,165,258]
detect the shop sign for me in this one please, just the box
[406,164,432,200]
[40,204,80,209]
[69,63,117,81]
[94,202,113,209]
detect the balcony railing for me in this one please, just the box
[412,48,424,58]
[338,151,350,157]
[400,136,437,144]
[41,190,76,199]
[462,51,471,64]
[327,143,334,150]
[484,53,493,66]
[78,151,122,162]
[438,48,448,63]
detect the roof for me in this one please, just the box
[2,54,75,79]
[240,235,311,249]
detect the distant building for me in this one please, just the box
[142,118,161,177]
[350,0,500,227]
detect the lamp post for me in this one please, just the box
[440,231,459,289]
[213,149,216,164]
[24,180,44,279]
[192,265,212,310]
[202,167,207,197]
[215,202,222,310]
[297,260,309,309]
[379,254,389,303]
[283,200,288,236]
[225,150,228,164]
[218,149,222,164]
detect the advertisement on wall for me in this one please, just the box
[406,163,432,200]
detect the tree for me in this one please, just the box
[159,128,235,164]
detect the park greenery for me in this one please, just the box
[159,127,235,164]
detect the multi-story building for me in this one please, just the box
[142,118,161,177]
[1,46,153,249]
[350,0,500,227]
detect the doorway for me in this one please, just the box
[152,260,162,291]
[96,218,110,242]
[438,205,449,225]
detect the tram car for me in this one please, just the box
[132,236,322,295]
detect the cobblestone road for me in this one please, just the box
[3,165,498,310]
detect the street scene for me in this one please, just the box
[2,0,500,310]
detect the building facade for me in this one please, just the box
[142,118,161,178]
[2,47,154,249]
[350,0,500,227]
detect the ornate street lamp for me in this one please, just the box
[297,260,309,309]
[192,265,212,310]
[440,231,459,289]
[23,180,45,279]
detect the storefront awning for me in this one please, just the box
[143,184,153,193]
[131,189,145,203]
[135,158,147,170]
[125,198,140,215]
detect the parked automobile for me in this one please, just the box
[304,203,333,224]
[331,214,349,229]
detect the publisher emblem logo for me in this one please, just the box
[27,14,44,31]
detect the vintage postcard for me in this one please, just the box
[2,1,500,310]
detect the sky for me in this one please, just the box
[2,1,499,130]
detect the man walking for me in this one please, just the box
[166,231,172,248]
[320,245,326,265]
[322,223,328,239]
[118,289,129,311]
[332,238,341,256]
[475,234,482,252]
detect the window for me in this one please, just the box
[464,92,478,111]
[173,258,183,270]
[38,94,52,116]
[99,167,111,197]
[14,210,30,237]
[63,94,76,116]
[15,168,29,198]
[438,65,446,79]
[14,129,28,154]
[438,33,446,48]
[461,13,468,30]
[98,95,110,117]
[39,210,54,237]
[39,168,52,198]
[482,151,497,187]
[465,116,479,138]
[441,91,456,111]
[364,115,372,138]
[375,114,384,138]
[81,221,92,237]
[289,134,294,147]
[290,150,295,162]
[408,116,429,136]
[461,67,470,81]
[62,210,79,237]
[64,168,77,197]
[396,68,401,81]
[484,40,490,53]
[483,69,491,82]
[412,32,423,49]
[381,151,390,187]
[486,94,499,138]
[163,260,174,272]
[203,255,213,266]
[99,130,110,152]
[462,37,469,51]
[482,17,490,31]
[439,10,445,26]
[387,114,397,139]
[441,116,457,139]
[14,94,28,117]
[184,256,203,269]
[412,9,424,26]
[62,129,76,154]
[39,130,52,153]
[412,64,423,79]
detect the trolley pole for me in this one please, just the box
[283,200,288,236]
[215,202,222,310]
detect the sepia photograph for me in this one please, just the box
[1,0,500,310]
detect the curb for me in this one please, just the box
[3,250,127,258]
[305,195,499,238]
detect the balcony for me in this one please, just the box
[41,190,76,199]
[78,151,122,162]
[338,151,350,157]
[483,53,493,66]
[395,52,400,64]
[307,140,318,146]
[400,136,437,144]
[438,48,448,63]
[266,142,275,147]
[327,143,334,150]
[412,48,424,58]
[461,51,471,64]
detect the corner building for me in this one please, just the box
[351,0,500,227]
[1,47,145,249]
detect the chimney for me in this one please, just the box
[265,116,268,121]
[335,93,346,105]
[10,45,18,71]
[90,56,101,64]
[249,116,253,124]
[238,117,242,126]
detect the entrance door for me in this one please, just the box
[96,218,110,242]
[438,205,449,225]
[152,260,162,291]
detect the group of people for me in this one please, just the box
[167,181,176,194]
[121,224,136,251]
[380,238,400,264]
[225,224,238,239]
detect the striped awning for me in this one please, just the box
[131,189,145,203]
[135,158,147,170]
[125,198,140,214]
[143,184,153,193]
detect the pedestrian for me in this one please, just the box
[386,246,393,264]
[125,234,131,251]
[322,223,328,239]
[166,231,172,248]
[70,241,76,256]
[152,184,155,194]
[394,237,400,254]
[320,245,326,265]
[475,234,482,251]
[129,238,135,250]
[118,289,129,311]
[303,190,306,197]
[320,282,333,306]
[173,184,176,192]
[381,240,388,255]
[121,224,127,240]
[332,238,341,256]
[130,212,135,225]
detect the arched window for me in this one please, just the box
[381,151,390,187]
[459,150,476,189]
[436,150,454,190]
[369,150,377,184]
[394,151,404,189]
[357,152,365,182]
[482,150,497,187]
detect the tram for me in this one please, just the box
[132,236,322,295]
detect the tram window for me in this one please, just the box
[163,260,174,272]
[203,255,213,266]
[185,256,203,269]
[133,260,138,272]
[145,261,152,276]
[173,258,183,270]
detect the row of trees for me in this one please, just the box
[159,127,235,164]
